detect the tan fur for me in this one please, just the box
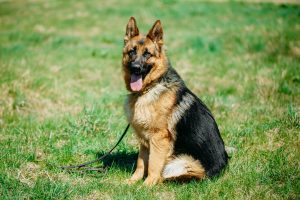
[125,88,177,185]
[127,144,149,183]
[144,129,172,185]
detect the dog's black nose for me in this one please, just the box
[130,63,142,74]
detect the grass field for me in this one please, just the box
[0,0,299,199]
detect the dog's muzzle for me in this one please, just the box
[129,62,142,75]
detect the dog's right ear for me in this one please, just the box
[124,17,139,45]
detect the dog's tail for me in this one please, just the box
[162,155,206,180]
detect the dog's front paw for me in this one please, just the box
[125,174,143,185]
[143,176,162,186]
[125,178,138,185]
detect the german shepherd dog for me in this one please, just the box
[122,17,228,186]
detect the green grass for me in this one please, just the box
[0,0,299,199]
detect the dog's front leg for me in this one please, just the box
[127,144,149,184]
[144,131,171,186]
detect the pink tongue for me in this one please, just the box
[130,74,143,91]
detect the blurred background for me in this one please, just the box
[0,0,299,199]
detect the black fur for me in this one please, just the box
[161,65,228,177]
[174,96,228,177]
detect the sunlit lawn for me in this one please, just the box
[0,0,299,199]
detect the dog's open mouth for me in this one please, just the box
[129,63,152,92]
[130,74,143,91]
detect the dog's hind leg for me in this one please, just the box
[162,155,206,180]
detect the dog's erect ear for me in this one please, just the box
[147,20,163,44]
[124,17,139,44]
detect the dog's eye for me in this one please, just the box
[143,50,152,58]
[128,48,136,57]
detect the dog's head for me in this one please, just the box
[122,17,168,93]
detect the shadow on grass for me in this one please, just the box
[96,151,138,173]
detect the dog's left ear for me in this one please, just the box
[124,17,139,45]
[147,20,163,47]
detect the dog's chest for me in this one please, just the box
[124,84,174,131]
[126,91,160,128]
[134,97,156,126]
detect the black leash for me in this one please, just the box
[61,124,130,171]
